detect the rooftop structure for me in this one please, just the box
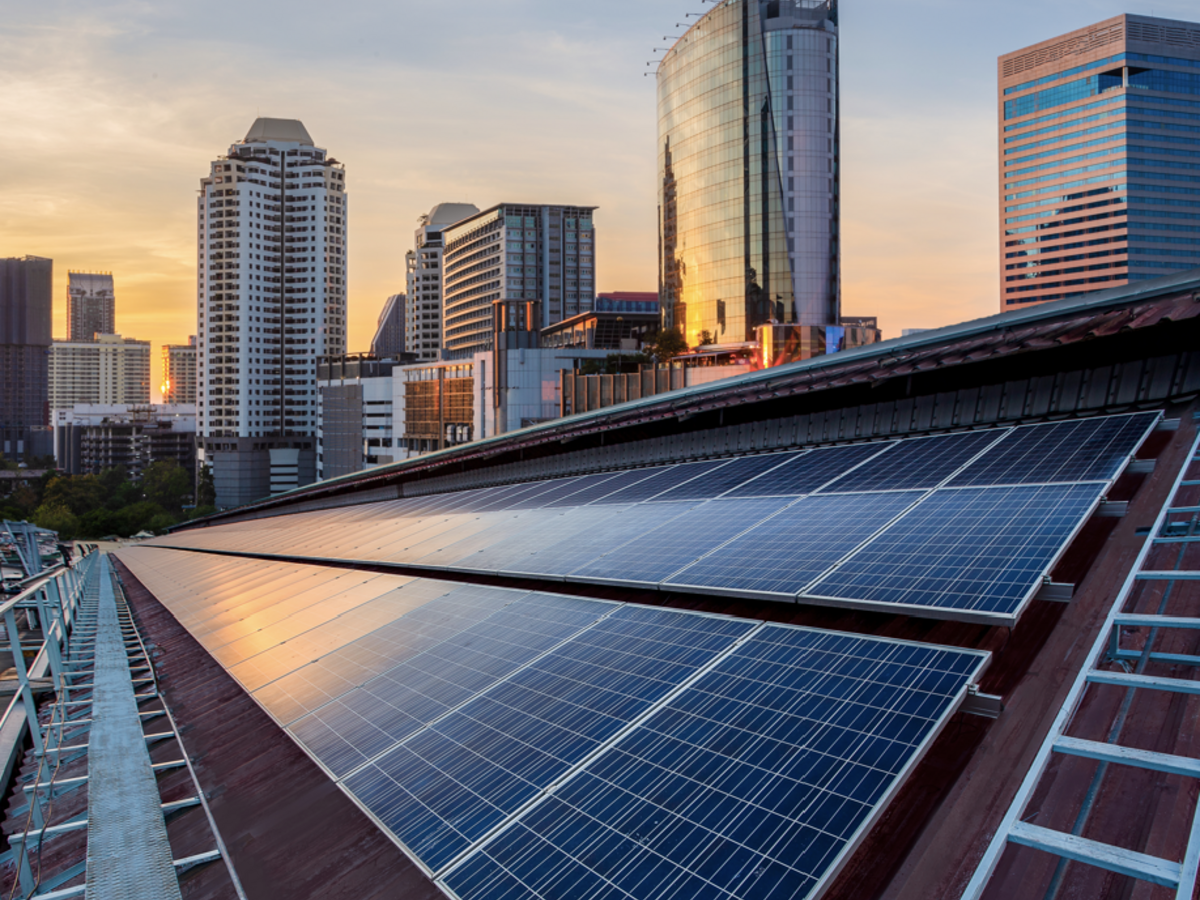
[4,272,1196,898]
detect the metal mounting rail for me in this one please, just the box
[962,431,1200,900]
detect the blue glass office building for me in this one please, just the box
[1000,14,1200,308]
[657,0,840,347]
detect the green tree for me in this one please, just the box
[146,512,179,535]
[43,475,106,517]
[187,504,219,521]
[32,502,79,541]
[98,466,128,501]
[79,508,119,539]
[140,461,190,514]
[115,501,166,537]
[196,463,216,508]
[651,328,688,362]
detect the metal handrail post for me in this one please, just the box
[4,606,45,760]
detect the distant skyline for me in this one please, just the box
[3,0,1197,399]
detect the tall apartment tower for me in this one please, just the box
[49,334,151,410]
[66,272,115,341]
[0,257,52,459]
[405,203,479,361]
[441,204,596,357]
[162,336,198,404]
[197,117,347,508]
[657,0,840,347]
[1000,15,1200,310]
[370,293,406,358]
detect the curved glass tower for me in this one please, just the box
[658,0,840,346]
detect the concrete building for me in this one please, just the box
[197,117,347,508]
[49,334,150,412]
[316,355,398,480]
[541,293,661,352]
[53,403,196,478]
[1000,14,1200,310]
[66,271,115,341]
[405,203,479,361]
[441,204,597,358]
[162,336,198,405]
[0,256,52,460]
[658,0,840,348]
[370,293,406,358]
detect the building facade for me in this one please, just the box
[0,256,52,459]
[49,334,150,411]
[370,293,406,358]
[162,336,197,405]
[53,404,196,478]
[197,117,347,507]
[541,293,661,351]
[405,203,479,361]
[1000,14,1200,309]
[66,272,115,341]
[657,0,840,349]
[441,204,597,358]
[316,356,398,480]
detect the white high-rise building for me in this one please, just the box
[197,117,347,508]
[49,334,151,412]
[404,203,478,361]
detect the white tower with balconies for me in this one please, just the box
[197,117,347,507]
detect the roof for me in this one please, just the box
[242,117,314,145]
[426,203,481,227]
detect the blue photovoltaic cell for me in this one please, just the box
[541,470,657,507]
[666,491,925,596]
[343,606,755,873]
[648,453,802,502]
[444,626,986,900]
[809,483,1105,617]
[948,412,1157,487]
[507,502,702,577]
[288,592,613,776]
[446,506,632,573]
[725,443,890,498]
[251,583,509,725]
[568,498,795,586]
[821,431,1002,493]
[592,460,731,504]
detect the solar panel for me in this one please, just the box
[289,591,614,777]
[508,502,704,577]
[567,497,796,587]
[342,606,757,873]
[949,412,1158,487]
[807,483,1105,621]
[647,453,802,502]
[442,505,634,573]
[442,625,988,900]
[821,430,1002,493]
[725,443,891,498]
[591,460,731,504]
[665,491,926,598]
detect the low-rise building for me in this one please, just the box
[53,404,196,478]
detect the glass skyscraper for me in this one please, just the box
[1000,14,1200,309]
[657,0,840,348]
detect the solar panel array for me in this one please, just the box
[148,412,1158,625]
[117,548,989,900]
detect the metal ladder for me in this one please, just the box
[962,429,1200,900]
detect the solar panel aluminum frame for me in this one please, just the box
[776,630,991,900]
[794,481,1108,628]
[433,624,992,900]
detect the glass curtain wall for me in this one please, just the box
[658,0,839,347]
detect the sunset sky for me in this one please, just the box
[3,0,1194,399]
